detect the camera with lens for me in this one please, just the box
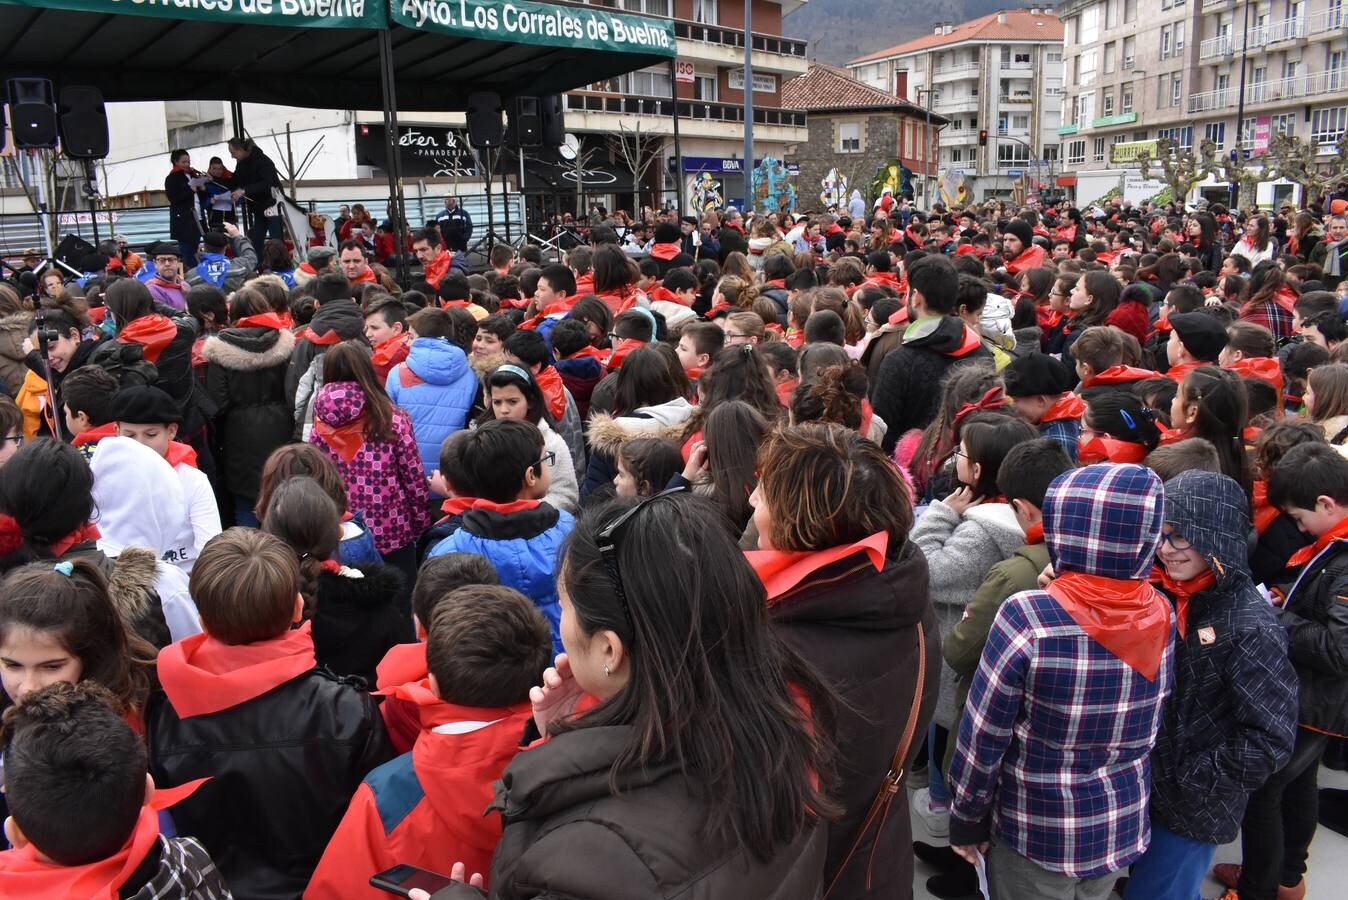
[32,312,59,347]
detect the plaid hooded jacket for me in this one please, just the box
[948,464,1175,878]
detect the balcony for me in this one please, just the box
[673,21,808,75]
[934,95,980,113]
[1202,0,1233,9]
[999,94,1035,105]
[1199,11,1344,61]
[1188,69,1348,114]
[1199,35,1234,60]
[562,91,806,141]
[943,129,980,144]
[932,62,981,82]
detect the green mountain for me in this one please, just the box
[785,1,1025,66]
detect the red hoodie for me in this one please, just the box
[534,365,568,421]
[371,333,412,381]
[304,693,532,900]
[157,625,317,718]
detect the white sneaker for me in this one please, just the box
[911,786,951,839]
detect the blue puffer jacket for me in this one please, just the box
[386,337,478,476]
[429,504,574,655]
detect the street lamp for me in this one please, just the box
[743,0,754,210]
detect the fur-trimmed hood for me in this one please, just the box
[107,546,173,648]
[202,325,295,371]
[586,397,696,455]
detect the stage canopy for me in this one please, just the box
[0,0,676,110]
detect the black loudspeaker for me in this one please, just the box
[539,94,564,148]
[7,78,58,148]
[510,96,543,148]
[467,92,504,149]
[58,86,109,159]
[54,233,96,268]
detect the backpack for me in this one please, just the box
[92,341,159,389]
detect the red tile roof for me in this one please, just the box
[849,9,1063,63]
[782,63,947,121]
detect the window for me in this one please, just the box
[951,118,964,131]
[1240,116,1256,147]
[1122,36,1136,69]
[1332,52,1347,91]
[693,74,717,101]
[1047,50,1063,63]
[998,113,1009,134]
[1093,137,1107,162]
[1134,129,1149,141]
[1171,74,1183,107]
[1162,0,1172,8]
[1067,140,1087,165]
[1104,42,1116,74]
[838,122,862,153]
[621,0,670,14]
[1102,90,1114,116]
[952,149,963,162]
[1113,133,1127,145]
[997,143,1031,166]
[1124,0,1137,22]
[1284,60,1300,81]
[1107,0,1119,28]
[1080,49,1098,86]
[1012,114,1030,130]
[1014,52,1031,65]
[691,0,716,24]
[1157,125,1194,148]
[1204,122,1226,146]
[1122,87,1133,113]
[1291,0,1304,21]
[1175,21,1185,52]
[1161,25,1172,58]
[1080,4,1099,42]
[1044,146,1060,163]
[968,148,977,166]
[623,68,672,96]
[1270,112,1296,138]
[1076,91,1095,126]
[1311,106,1347,148]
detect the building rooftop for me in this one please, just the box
[782,63,948,120]
[849,8,1064,63]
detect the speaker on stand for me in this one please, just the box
[6,77,57,148]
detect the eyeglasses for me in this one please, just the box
[0,434,21,446]
[533,450,556,472]
[596,486,689,630]
[1159,532,1193,551]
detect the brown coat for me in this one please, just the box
[0,312,33,396]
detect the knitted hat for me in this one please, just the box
[315,273,353,305]
[1169,311,1229,362]
[1002,218,1035,248]
[112,386,182,426]
[1005,353,1075,397]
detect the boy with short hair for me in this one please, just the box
[1072,325,1158,400]
[949,463,1175,898]
[60,365,121,460]
[429,420,574,654]
[363,296,411,380]
[306,585,550,898]
[1219,442,1348,900]
[549,318,607,420]
[112,386,221,572]
[149,528,392,899]
[0,681,229,898]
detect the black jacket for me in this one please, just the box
[769,538,941,899]
[434,725,826,899]
[718,226,749,263]
[312,563,410,685]
[760,285,789,325]
[203,325,296,501]
[1279,535,1348,737]
[165,169,200,243]
[285,299,366,406]
[869,315,993,453]
[231,147,281,207]
[1150,471,1298,844]
[146,668,392,900]
[1251,512,1312,592]
[93,310,205,434]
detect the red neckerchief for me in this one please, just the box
[49,522,101,558]
[564,345,609,363]
[1272,285,1298,314]
[147,276,185,295]
[1166,359,1207,385]
[164,441,198,469]
[371,333,411,380]
[534,366,567,421]
[119,314,176,364]
[297,261,319,276]
[157,623,316,717]
[375,642,427,692]
[905,227,926,247]
[887,305,911,326]
[859,399,875,437]
[953,387,1007,428]
[70,421,118,448]
[765,278,787,290]
[423,249,452,288]
[1080,365,1160,388]
[776,376,799,408]
[1024,522,1044,545]
[0,779,208,900]
[1152,566,1217,638]
[439,299,473,310]
[1005,244,1048,275]
[1039,393,1086,424]
[596,287,639,315]
[649,242,680,261]
[314,418,366,463]
[1287,516,1348,567]
[746,531,889,605]
[349,267,377,285]
[863,271,901,290]
[1157,425,1190,446]
[234,311,288,330]
[1054,224,1078,243]
[785,329,806,349]
[1227,356,1284,394]
[647,285,687,306]
[944,322,984,358]
[1252,480,1280,535]
[299,325,345,346]
[606,338,645,369]
[169,162,192,175]
[440,497,541,516]
[1045,571,1172,680]
[1077,435,1148,464]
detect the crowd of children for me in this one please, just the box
[0,188,1347,900]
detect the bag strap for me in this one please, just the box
[823,620,927,898]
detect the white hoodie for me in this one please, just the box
[90,437,204,638]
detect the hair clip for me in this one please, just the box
[1119,409,1137,429]
[53,561,74,577]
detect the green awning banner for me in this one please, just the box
[2,0,382,28]
[391,0,675,56]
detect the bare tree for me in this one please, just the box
[568,142,602,219]
[607,121,664,218]
[1266,132,1348,208]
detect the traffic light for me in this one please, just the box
[978,129,989,147]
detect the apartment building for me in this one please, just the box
[1058,0,1346,207]
[91,0,809,217]
[847,9,1065,202]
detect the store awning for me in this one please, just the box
[1057,175,1078,187]
[0,0,676,110]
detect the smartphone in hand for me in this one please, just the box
[370,864,456,897]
